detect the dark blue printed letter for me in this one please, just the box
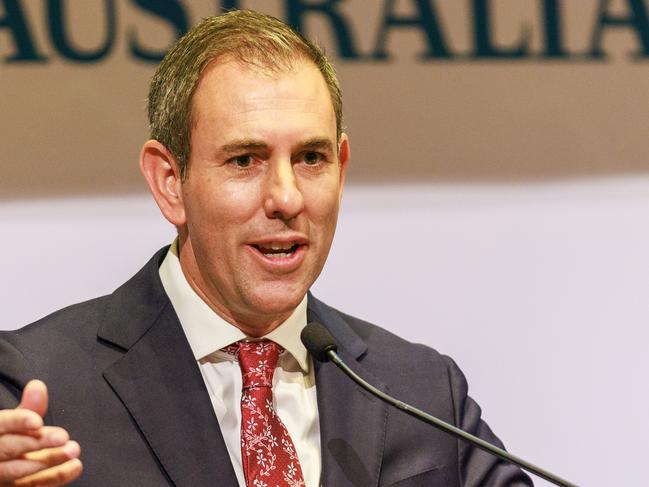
[0,0,47,62]
[129,0,188,62]
[373,0,451,60]
[48,0,116,62]
[286,0,362,59]
[471,0,530,58]
[590,0,649,58]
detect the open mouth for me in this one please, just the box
[253,241,301,259]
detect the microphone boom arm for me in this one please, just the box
[326,349,578,487]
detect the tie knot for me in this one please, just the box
[232,340,282,389]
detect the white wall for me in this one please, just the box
[3,178,648,486]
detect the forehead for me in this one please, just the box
[190,58,336,138]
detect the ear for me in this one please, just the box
[139,140,187,226]
[337,132,350,199]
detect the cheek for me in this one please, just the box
[182,186,261,260]
[307,183,342,234]
[190,181,261,223]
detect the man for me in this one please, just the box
[0,10,532,487]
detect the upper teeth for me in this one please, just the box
[260,242,295,250]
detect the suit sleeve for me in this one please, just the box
[445,356,534,487]
[0,335,33,408]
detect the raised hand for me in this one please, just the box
[0,380,82,486]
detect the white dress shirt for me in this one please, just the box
[159,243,321,486]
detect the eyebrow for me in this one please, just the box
[301,137,335,153]
[220,139,268,155]
[219,137,336,155]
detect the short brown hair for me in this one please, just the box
[147,10,343,178]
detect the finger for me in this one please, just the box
[17,381,48,418]
[14,458,82,487]
[0,411,42,436]
[0,442,80,483]
[22,442,80,464]
[0,428,69,462]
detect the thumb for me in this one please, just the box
[18,379,48,418]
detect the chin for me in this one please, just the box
[247,285,306,317]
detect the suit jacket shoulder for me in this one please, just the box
[0,248,240,486]
[307,297,533,487]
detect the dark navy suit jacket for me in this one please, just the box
[0,249,532,486]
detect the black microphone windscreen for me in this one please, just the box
[301,322,338,362]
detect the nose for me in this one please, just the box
[263,160,305,221]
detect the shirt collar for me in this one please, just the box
[264,298,309,372]
[159,241,310,373]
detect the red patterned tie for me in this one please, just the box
[231,340,306,487]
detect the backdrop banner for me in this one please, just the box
[3,0,649,198]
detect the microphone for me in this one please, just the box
[301,322,577,487]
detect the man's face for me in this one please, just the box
[176,59,348,334]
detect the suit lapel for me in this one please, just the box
[99,249,238,487]
[95,251,389,487]
[308,298,388,487]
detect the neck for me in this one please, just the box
[182,267,292,336]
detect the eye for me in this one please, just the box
[230,155,253,168]
[302,151,325,166]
